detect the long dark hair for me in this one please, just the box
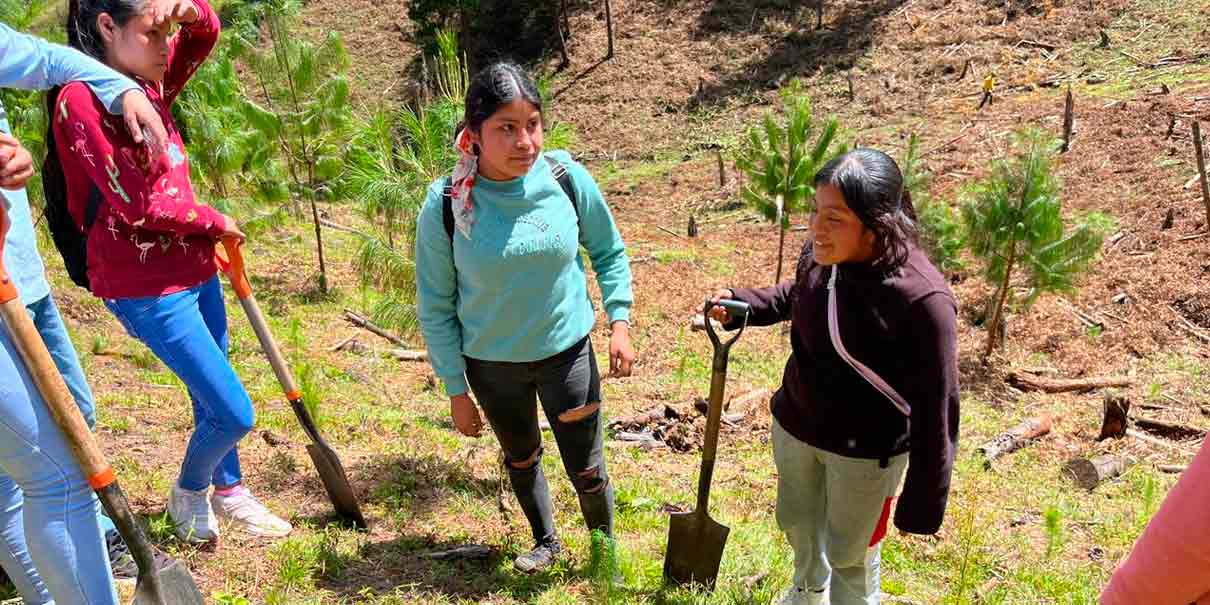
[458,62,543,143]
[43,0,145,222]
[813,148,919,271]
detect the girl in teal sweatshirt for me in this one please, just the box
[415,62,634,573]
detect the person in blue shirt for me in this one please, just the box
[0,21,167,605]
[416,62,635,574]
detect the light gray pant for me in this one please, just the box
[772,417,908,605]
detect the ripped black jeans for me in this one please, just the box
[465,335,613,547]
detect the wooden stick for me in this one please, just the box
[1194,121,1210,229]
[1156,464,1187,474]
[342,309,409,348]
[603,0,614,59]
[657,225,686,239]
[318,218,370,237]
[328,333,359,352]
[1061,85,1075,153]
[1008,372,1132,393]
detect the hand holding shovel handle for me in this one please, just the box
[0,204,202,605]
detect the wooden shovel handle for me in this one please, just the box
[0,206,114,489]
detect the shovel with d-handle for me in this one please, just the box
[216,239,367,529]
[0,206,203,605]
[664,298,750,587]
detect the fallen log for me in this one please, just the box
[1064,455,1133,490]
[1133,417,1207,441]
[727,388,771,413]
[608,404,682,429]
[1127,428,1197,453]
[343,309,409,348]
[386,349,429,362]
[978,414,1054,468]
[1009,371,1132,394]
[1098,394,1131,440]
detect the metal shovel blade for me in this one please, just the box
[132,560,205,605]
[306,441,367,528]
[664,509,730,587]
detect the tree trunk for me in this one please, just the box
[1009,372,1133,394]
[1060,85,1075,153]
[774,197,784,284]
[978,414,1053,468]
[1064,455,1132,490]
[1194,121,1210,230]
[816,0,824,29]
[604,0,614,59]
[561,0,571,39]
[304,147,328,294]
[982,239,1016,361]
[555,0,570,70]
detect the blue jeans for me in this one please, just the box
[0,295,115,604]
[0,325,118,605]
[105,276,254,491]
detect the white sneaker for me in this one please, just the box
[210,487,292,538]
[168,485,219,544]
[779,586,828,605]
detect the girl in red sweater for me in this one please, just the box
[43,0,292,543]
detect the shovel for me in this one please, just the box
[664,298,750,587]
[217,239,367,529]
[0,206,203,605]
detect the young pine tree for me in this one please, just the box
[341,32,466,333]
[962,128,1109,361]
[735,81,840,283]
[244,3,353,294]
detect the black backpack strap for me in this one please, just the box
[441,176,455,241]
[544,155,579,223]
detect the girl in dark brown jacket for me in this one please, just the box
[708,148,960,605]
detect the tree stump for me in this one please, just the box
[1097,394,1131,441]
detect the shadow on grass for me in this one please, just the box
[690,0,908,107]
[315,532,575,601]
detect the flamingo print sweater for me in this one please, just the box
[52,0,225,299]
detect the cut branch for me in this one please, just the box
[343,309,409,348]
[978,414,1053,468]
[1008,372,1132,393]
